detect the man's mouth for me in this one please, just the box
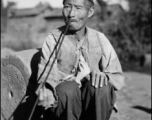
[70,19,77,22]
[66,19,77,24]
[69,19,77,23]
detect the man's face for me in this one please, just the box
[63,0,91,31]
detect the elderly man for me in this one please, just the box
[37,0,124,120]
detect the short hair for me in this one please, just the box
[63,0,94,8]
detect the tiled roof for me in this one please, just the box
[9,3,52,17]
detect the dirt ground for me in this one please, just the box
[110,71,151,120]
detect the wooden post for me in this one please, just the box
[1,0,8,33]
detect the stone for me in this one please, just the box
[1,48,41,120]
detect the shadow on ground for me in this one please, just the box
[132,106,152,114]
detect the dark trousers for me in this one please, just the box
[43,80,116,120]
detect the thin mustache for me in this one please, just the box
[66,19,77,22]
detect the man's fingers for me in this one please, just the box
[38,88,55,108]
[91,71,96,86]
[45,89,55,107]
[39,89,43,101]
[48,91,55,105]
[104,76,108,86]
[43,88,48,107]
[95,73,100,88]
[48,94,52,106]
[38,89,44,106]
[99,76,104,87]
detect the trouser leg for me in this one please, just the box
[80,80,116,120]
[50,81,82,120]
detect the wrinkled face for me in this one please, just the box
[63,0,91,31]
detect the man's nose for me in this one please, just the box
[69,8,76,18]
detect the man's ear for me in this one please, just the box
[88,6,95,18]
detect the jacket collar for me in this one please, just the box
[51,26,98,48]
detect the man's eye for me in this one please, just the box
[76,7,82,10]
[64,6,70,9]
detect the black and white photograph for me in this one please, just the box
[1,0,151,120]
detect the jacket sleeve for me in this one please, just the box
[37,33,67,88]
[35,33,68,107]
[98,33,125,90]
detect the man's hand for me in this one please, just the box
[38,86,55,109]
[91,71,108,88]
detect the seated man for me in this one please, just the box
[36,0,124,120]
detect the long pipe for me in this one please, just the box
[28,20,71,120]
